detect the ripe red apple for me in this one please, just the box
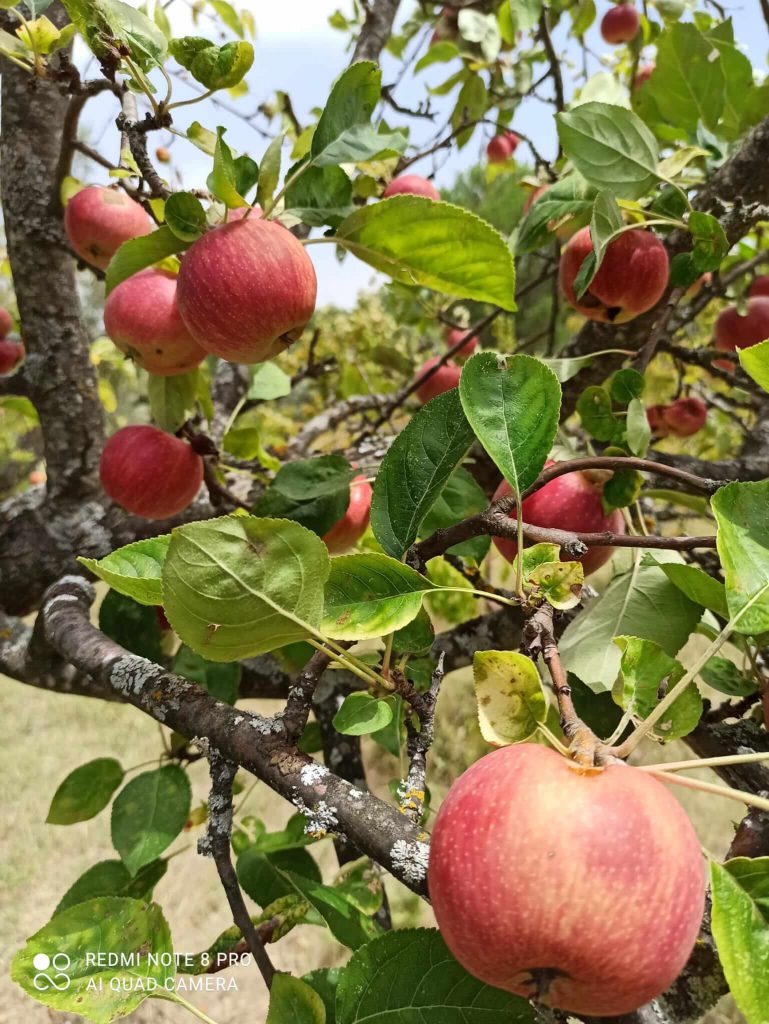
[0,307,13,336]
[560,227,669,323]
[504,131,521,153]
[429,744,705,1016]
[64,186,152,270]
[0,338,24,374]
[446,328,478,362]
[749,275,769,299]
[663,396,707,437]
[100,425,204,520]
[633,62,655,89]
[523,184,548,214]
[415,356,462,404]
[104,269,207,377]
[646,404,670,437]
[176,217,317,364]
[600,2,640,43]
[492,461,626,576]
[713,297,769,352]
[323,475,373,554]
[486,135,514,164]
[382,175,441,201]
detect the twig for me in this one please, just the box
[395,653,445,823]
[538,11,565,117]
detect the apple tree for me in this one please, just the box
[2,1,769,1023]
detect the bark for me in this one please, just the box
[352,0,403,62]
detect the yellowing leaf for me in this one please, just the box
[473,650,547,746]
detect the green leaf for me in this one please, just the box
[610,368,645,404]
[322,553,438,641]
[187,119,217,155]
[414,40,459,72]
[473,650,547,745]
[335,928,535,1024]
[392,606,435,656]
[626,397,651,456]
[278,870,382,950]
[712,481,769,635]
[516,173,595,253]
[646,22,725,134]
[257,132,284,209]
[147,370,199,433]
[739,340,769,393]
[55,859,166,916]
[105,226,187,294]
[98,589,163,661]
[172,644,241,703]
[209,0,243,35]
[700,657,757,697]
[458,352,560,497]
[234,154,259,198]
[267,974,326,1024]
[574,191,623,297]
[162,515,329,661]
[164,191,206,242]
[688,211,729,273]
[207,127,249,208]
[303,969,340,1024]
[237,848,321,908]
[248,361,292,400]
[556,102,660,200]
[111,765,191,875]
[284,162,354,228]
[170,36,253,89]
[255,457,353,538]
[46,758,124,825]
[711,858,769,1024]
[528,558,584,610]
[457,10,501,60]
[418,465,490,562]
[333,692,394,735]
[560,559,703,691]
[315,124,407,168]
[370,388,475,559]
[613,636,702,741]
[63,0,167,67]
[643,556,729,619]
[335,198,517,311]
[311,61,380,165]
[78,535,170,606]
[576,385,620,442]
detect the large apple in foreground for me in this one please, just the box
[714,297,769,351]
[493,461,625,575]
[415,356,461,404]
[560,227,669,323]
[100,425,203,520]
[64,186,152,270]
[429,744,705,1016]
[177,217,317,364]
[323,474,373,554]
[0,338,24,374]
[382,175,441,201]
[600,1,640,43]
[104,269,207,376]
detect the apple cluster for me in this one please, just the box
[0,306,23,375]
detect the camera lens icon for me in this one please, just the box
[32,952,71,991]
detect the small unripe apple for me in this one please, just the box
[600,2,640,43]
[486,135,514,164]
[0,307,13,336]
[713,297,769,352]
[64,186,152,270]
[382,175,441,201]
[445,327,478,362]
[560,227,669,323]
[633,62,655,89]
[415,356,462,404]
[100,425,204,520]
[28,469,45,486]
[748,275,769,299]
[493,461,626,576]
[646,404,670,437]
[156,146,171,163]
[0,338,24,374]
[176,217,317,364]
[104,268,207,377]
[663,396,707,437]
[429,744,705,1016]
[323,475,373,554]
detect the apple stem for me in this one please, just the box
[646,767,769,815]
[382,632,394,680]
[638,751,769,774]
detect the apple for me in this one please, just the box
[176,216,317,364]
[646,404,670,437]
[156,146,171,163]
[749,275,769,299]
[504,131,521,153]
[663,396,707,437]
[104,268,207,377]
[155,606,172,631]
[633,62,655,89]
[560,227,669,323]
[382,175,441,201]
[600,2,640,43]
[446,327,478,361]
[415,356,462,404]
[429,744,705,1016]
[486,135,514,164]
[100,425,204,520]
[492,461,626,576]
[714,297,769,352]
[28,469,45,486]
[0,307,13,336]
[0,338,24,374]
[685,272,712,300]
[323,475,373,554]
[523,184,548,214]
[64,186,152,270]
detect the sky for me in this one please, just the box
[77,0,769,308]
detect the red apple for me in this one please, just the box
[64,186,152,270]
[224,205,263,223]
[156,146,171,163]
[504,131,521,153]
[523,184,548,214]
[155,606,172,630]
[560,227,669,324]
[492,461,626,576]
[415,356,462,404]
[100,425,204,520]
[446,327,478,361]
[486,135,514,164]
[176,217,317,364]
[633,62,655,89]
[749,275,769,299]
[601,2,640,43]
[663,396,707,437]
[28,469,45,486]
[323,475,373,554]
[0,307,13,336]
[0,338,24,374]
[714,297,769,352]
[646,404,670,437]
[429,744,705,1016]
[382,175,441,201]
[104,268,207,377]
